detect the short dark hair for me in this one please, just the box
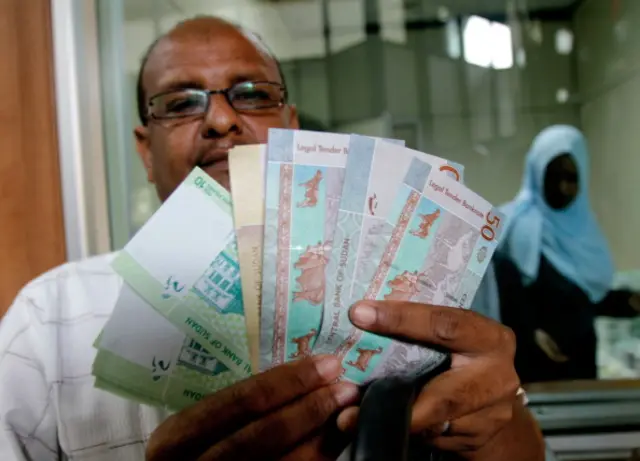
[135,18,287,126]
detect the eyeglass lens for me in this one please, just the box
[148,82,283,119]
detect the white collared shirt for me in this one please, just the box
[0,254,170,461]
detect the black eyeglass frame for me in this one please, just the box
[146,80,288,121]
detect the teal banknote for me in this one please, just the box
[93,285,239,410]
[111,167,250,378]
[314,136,465,355]
[260,128,353,370]
[331,157,504,384]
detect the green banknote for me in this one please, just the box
[111,167,251,378]
[92,285,240,410]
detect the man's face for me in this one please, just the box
[135,23,298,199]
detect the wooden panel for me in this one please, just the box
[0,0,66,314]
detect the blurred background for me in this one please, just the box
[103,0,640,373]
[105,0,640,269]
[2,0,640,459]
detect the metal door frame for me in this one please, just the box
[51,0,112,260]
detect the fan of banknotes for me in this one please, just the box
[92,129,504,410]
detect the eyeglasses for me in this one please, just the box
[147,81,287,120]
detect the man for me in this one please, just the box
[0,17,544,461]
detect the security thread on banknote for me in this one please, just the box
[333,157,504,384]
[111,167,251,379]
[315,135,465,355]
[229,144,267,373]
[260,128,351,371]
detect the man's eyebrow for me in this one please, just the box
[152,67,278,96]
[230,71,273,85]
[155,80,206,93]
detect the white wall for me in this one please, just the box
[576,0,640,270]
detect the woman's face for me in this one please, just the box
[543,153,579,209]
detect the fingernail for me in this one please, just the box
[350,304,377,327]
[314,355,340,381]
[332,383,360,406]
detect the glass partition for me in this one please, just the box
[96,0,640,455]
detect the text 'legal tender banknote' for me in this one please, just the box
[260,128,351,370]
[333,157,504,384]
[229,144,267,372]
[93,285,238,410]
[315,135,465,355]
[111,167,251,378]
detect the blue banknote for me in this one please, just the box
[330,157,503,384]
[314,135,465,356]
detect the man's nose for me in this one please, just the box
[199,93,240,138]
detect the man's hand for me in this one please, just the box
[337,301,525,458]
[146,355,359,461]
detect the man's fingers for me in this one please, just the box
[349,301,515,354]
[220,355,343,417]
[420,401,513,440]
[197,383,359,461]
[410,365,520,433]
[424,434,489,453]
[280,425,351,461]
[279,436,338,461]
[147,355,342,461]
[336,406,359,433]
[425,403,514,453]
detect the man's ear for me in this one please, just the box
[287,104,300,129]
[134,125,154,184]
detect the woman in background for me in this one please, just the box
[495,125,637,383]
